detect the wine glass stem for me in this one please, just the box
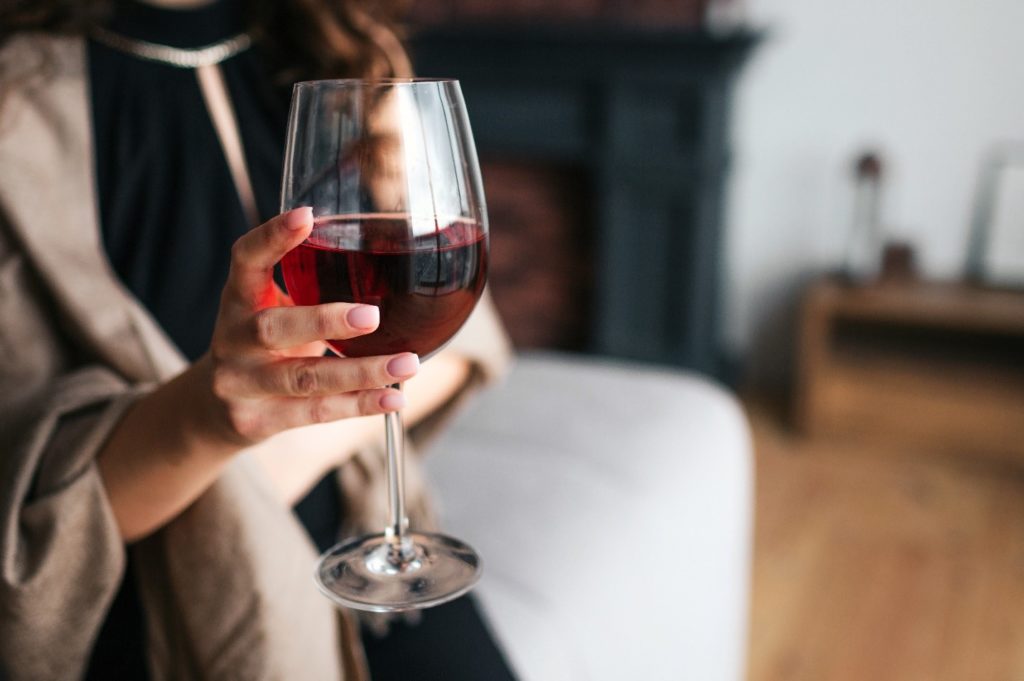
[384,383,411,559]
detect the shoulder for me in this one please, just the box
[0,32,85,95]
[0,33,85,134]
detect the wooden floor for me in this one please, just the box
[746,402,1024,681]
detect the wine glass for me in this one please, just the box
[279,79,488,612]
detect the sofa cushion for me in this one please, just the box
[424,352,753,681]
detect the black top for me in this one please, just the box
[90,0,286,362]
[85,2,515,679]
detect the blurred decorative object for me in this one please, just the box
[412,26,759,375]
[797,276,1024,462]
[842,150,885,283]
[965,141,1024,289]
[407,0,711,27]
[879,241,918,282]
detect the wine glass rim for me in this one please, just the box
[293,77,459,89]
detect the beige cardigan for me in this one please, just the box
[0,34,510,681]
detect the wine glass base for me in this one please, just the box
[314,531,482,612]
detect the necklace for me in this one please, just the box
[90,27,253,69]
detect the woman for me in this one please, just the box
[0,0,514,678]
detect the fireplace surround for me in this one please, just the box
[412,25,757,377]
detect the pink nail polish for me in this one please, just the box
[285,207,313,230]
[347,305,379,330]
[380,392,406,410]
[386,353,419,379]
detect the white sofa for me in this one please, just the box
[424,352,753,681]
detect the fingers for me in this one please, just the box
[210,207,429,444]
[280,389,406,428]
[214,352,418,442]
[228,207,313,303]
[245,303,379,352]
[214,353,420,398]
[228,388,406,441]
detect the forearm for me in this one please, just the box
[404,352,473,425]
[97,350,471,540]
[251,352,472,506]
[247,416,379,507]
[97,356,238,542]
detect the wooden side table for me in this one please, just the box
[796,277,1024,462]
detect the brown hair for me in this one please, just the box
[0,0,412,82]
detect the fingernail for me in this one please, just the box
[386,353,419,379]
[285,207,313,230]
[346,305,379,330]
[380,392,406,411]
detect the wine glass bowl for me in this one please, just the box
[279,79,488,612]
[281,213,487,360]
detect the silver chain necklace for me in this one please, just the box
[90,26,253,69]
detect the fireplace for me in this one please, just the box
[412,25,757,376]
[482,161,595,351]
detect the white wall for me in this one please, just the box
[724,0,1024,373]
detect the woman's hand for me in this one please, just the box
[98,207,419,541]
[201,206,418,445]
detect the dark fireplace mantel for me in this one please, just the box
[412,25,758,376]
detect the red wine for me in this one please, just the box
[281,214,487,358]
